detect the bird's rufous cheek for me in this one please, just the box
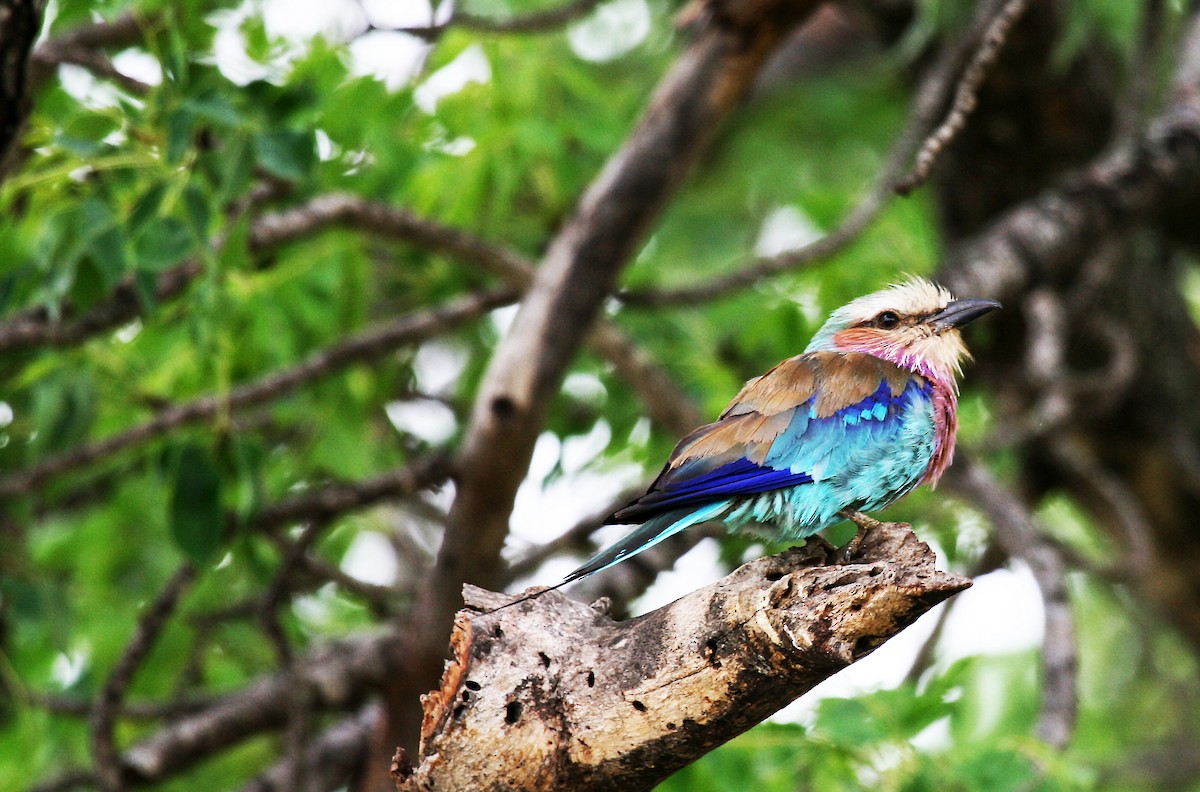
[831,327,889,351]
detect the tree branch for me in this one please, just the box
[0,290,509,497]
[0,0,45,166]
[70,631,402,787]
[894,0,1031,195]
[394,521,970,790]
[942,454,1076,749]
[92,564,198,792]
[940,8,1200,302]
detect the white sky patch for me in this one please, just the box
[57,64,122,109]
[113,49,163,87]
[754,205,824,258]
[562,372,607,407]
[508,432,645,578]
[632,536,724,613]
[348,30,431,91]
[114,319,142,344]
[770,561,1044,726]
[489,303,519,336]
[263,0,366,41]
[209,7,283,85]
[386,398,457,444]
[292,583,336,626]
[787,281,823,326]
[568,0,652,63]
[340,531,400,586]
[51,645,90,688]
[414,340,469,394]
[361,0,450,28]
[0,402,13,428]
[315,128,336,160]
[937,562,1044,657]
[415,44,491,113]
[560,420,612,474]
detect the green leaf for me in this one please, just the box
[169,444,225,564]
[134,216,192,271]
[129,184,168,232]
[87,227,128,288]
[183,184,212,241]
[254,130,315,181]
[166,107,195,164]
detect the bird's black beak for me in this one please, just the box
[928,298,1002,331]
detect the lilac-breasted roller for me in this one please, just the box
[564,278,999,585]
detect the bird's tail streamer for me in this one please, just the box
[483,500,730,615]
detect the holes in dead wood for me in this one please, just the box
[631,700,647,712]
[453,704,467,720]
[849,600,863,611]
[586,670,595,688]
[461,691,471,702]
[853,636,878,657]
[465,680,481,691]
[492,396,516,419]
[765,570,784,582]
[493,625,504,639]
[666,722,677,730]
[538,652,551,668]
[505,700,523,724]
[705,638,722,669]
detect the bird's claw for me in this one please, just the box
[838,509,881,563]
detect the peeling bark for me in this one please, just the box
[394,522,969,792]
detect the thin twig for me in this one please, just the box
[617,0,1013,308]
[944,454,1076,749]
[91,563,198,792]
[1113,0,1167,148]
[0,290,510,497]
[28,691,229,721]
[251,454,450,534]
[895,0,1032,195]
[260,522,326,792]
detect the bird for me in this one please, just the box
[560,277,1000,587]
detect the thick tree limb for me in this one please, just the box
[394,521,969,791]
[0,0,44,166]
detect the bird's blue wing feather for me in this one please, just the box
[608,354,927,525]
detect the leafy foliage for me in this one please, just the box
[1,0,1199,790]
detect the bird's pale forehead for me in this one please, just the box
[836,278,954,322]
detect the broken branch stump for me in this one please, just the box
[393,521,970,791]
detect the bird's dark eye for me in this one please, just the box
[877,311,900,329]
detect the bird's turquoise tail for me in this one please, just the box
[563,500,730,585]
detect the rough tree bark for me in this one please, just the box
[393,521,969,791]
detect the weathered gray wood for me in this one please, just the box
[394,521,970,791]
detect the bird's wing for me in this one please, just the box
[607,351,921,524]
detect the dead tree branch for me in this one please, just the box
[394,521,969,791]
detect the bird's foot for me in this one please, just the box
[838,509,883,563]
